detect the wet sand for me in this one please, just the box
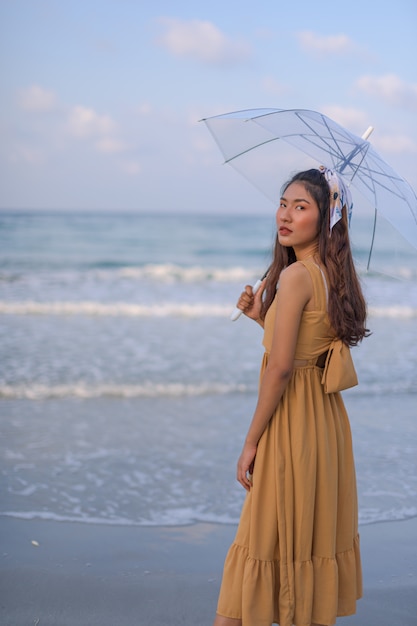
[0,516,416,625]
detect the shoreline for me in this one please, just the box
[1,516,416,626]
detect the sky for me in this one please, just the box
[1,0,416,214]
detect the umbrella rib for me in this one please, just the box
[224,137,280,163]
[367,209,378,271]
[296,113,350,162]
[317,115,348,162]
[288,134,344,160]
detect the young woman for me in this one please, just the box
[213,168,368,626]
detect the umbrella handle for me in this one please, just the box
[230,278,264,321]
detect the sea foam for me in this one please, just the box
[1,300,416,318]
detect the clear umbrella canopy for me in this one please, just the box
[202,108,417,277]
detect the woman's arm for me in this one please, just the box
[237,262,313,490]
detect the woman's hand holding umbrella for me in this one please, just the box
[234,280,266,324]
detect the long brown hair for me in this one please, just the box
[261,168,369,346]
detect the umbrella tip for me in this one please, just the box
[362,126,374,141]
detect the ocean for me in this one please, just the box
[1,210,416,528]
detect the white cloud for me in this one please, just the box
[67,106,132,159]
[156,17,251,64]
[67,105,115,138]
[96,138,127,154]
[13,87,131,166]
[355,74,417,111]
[372,134,417,154]
[320,106,370,136]
[18,85,58,112]
[297,31,358,56]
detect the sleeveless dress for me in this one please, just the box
[216,259,362,626]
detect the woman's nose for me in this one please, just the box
[277,206,290,222]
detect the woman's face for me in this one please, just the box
[276,182,321,252]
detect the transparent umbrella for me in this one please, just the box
[201,108,417,282]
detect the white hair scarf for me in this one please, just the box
[319,166,353,233]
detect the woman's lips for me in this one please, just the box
[279,227,292,235]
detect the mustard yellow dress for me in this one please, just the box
[217,259,362,626]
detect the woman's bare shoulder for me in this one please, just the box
[279,261,312,285]
[277,262,314,309]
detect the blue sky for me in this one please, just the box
[1,0,416,213]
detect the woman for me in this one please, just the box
[213,168,368,626]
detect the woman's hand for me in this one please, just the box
[237,441,257,491]
[236,281,266,322]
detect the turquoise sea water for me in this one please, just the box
[1,211,416,527]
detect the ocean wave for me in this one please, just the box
[357,265,417,280]
[1,507,416,528]
[1,300,417,318]
[1,380,415,400]
[108,264,259,283]
[0,510,146,526]
[2,262,417,285]
[0,301,231,317]
[0,264,261,285]
[358,507,417,526]
[347,380,417,396]
[0,382,250,400]
[368,305,417,318]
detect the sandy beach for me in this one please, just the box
[1,516,416,626]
